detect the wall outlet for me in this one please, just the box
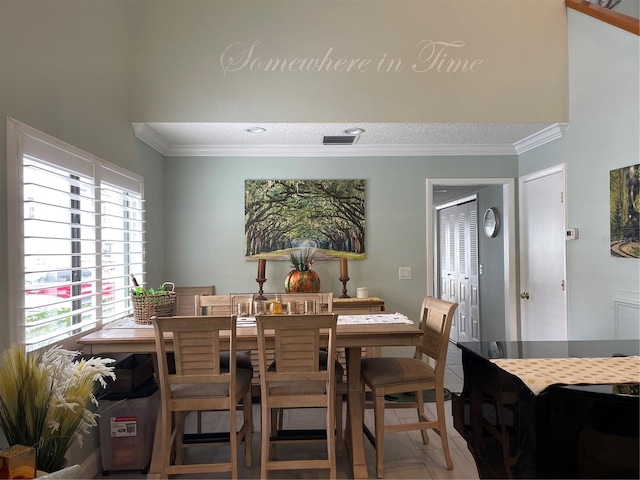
[398,266,412,280]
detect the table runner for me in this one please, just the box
[490,356,640,395]
[108,312,413,329]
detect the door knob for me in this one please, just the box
[520,292,530,299]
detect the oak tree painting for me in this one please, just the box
[245,180,365,259]
[610,164,639,258]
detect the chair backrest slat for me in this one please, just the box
[174,286,215,316]
[195,295,234,316]
[152,314,237,393]
[195,294,255,316]
[416,297,457,366]
[256,314,337,384]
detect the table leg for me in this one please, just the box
[345,346,368,479]
[145,412,162,479]
[145,354,162,479]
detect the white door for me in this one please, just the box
[455,206,470,343]
[437,199,479,343]
[519,166,568,340]
[468,207,480,342]
[439,208,459,341]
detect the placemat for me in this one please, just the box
[337,313,413,325]
[490,355,640,395]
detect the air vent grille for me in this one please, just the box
[323,135,356,145]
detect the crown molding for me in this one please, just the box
[162,143,520,157]
[514,123,569,154]
[133,122,568,157]
[132,123,172,155]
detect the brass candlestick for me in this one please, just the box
[339,275,350,298]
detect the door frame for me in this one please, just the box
[426,178,518,341]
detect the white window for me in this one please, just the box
[7,119,145,351]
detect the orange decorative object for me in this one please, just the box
[269,301,283,314]
[284,269,321,293]
[0,445,36,479]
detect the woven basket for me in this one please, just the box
[131,282,176,324]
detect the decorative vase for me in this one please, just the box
[284,269,321,293]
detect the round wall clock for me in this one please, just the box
[483,207,499,238]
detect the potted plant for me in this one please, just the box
[130,282,176,324]
[0,344,115,473]
[284,248,321,293]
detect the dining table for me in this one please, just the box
[77,313,423,479]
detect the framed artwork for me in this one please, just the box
[245,179,365,260]
[610,164,639,258]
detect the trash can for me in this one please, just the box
[98,354,158,475]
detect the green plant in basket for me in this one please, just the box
[130,282,175,323]
[130,284,173,303]
[130,284,171,297]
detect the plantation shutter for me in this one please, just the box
[17,125,145,351]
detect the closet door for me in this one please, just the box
[469,207,480,342]
[439,209,458,341]
[437,200,479,344]
[456,206,470,343]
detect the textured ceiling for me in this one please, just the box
[133,122,568,157]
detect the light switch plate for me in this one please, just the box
[398,266,412,280]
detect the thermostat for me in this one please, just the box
[566,228,579,240]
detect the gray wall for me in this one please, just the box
[519,10,640,339]
[0,1,130,351]
[477,185,507,340]
[162,155,517,330]
[128,0,568,124]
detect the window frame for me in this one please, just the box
[6,118,145,351]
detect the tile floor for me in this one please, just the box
[96,343,479,479]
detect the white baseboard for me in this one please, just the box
[79,448,102,479]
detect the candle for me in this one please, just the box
[340,258,348,278]
[258,259,266,278]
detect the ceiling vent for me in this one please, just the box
[323,135,356,145]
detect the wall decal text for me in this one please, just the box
[220,39,484,77]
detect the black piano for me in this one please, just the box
[452,340,639,479]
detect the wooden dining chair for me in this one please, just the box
[273,292,346,453]
[194,295,254,371]
[360,296,458,478]
[193,294,254,432]
[256,313,338,479]
[174,285,214,316]
[195,294,234,316]
[151,315,253,479]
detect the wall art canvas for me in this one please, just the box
[610,164,639,258]
[245,179,365,260]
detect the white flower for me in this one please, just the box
[0,343,115,473]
